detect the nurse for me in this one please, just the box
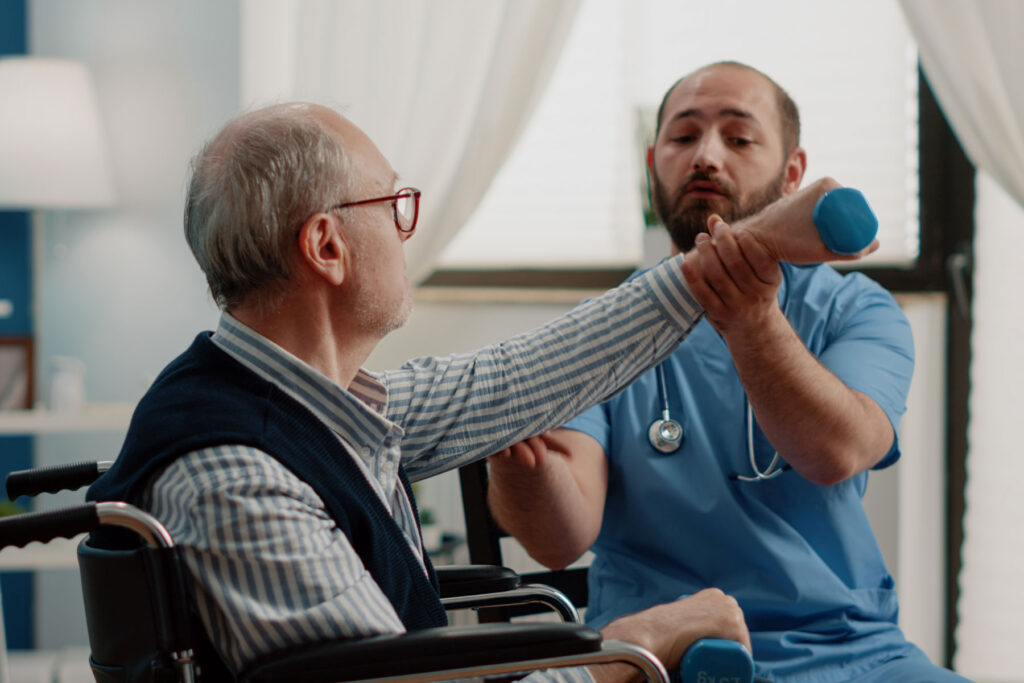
[487,62,970,682]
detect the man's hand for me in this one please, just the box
[591,588,750,683]
[736,177,879,264]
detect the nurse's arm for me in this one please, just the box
[487,428,608,571]
[683,218,895,485]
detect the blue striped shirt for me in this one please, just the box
[144,254,700,679]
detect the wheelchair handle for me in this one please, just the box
[0,505,99,549]
[0,501,174,550]
[6,460,112,499]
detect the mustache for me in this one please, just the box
[680,171,735,200]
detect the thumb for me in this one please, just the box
[706,214,728,235]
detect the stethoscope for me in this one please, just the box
[646,365,790,481]
[647,269,793,482]
[647,364,685,453]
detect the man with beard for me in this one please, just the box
[487,62,968,682]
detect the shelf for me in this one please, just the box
[0,403,134,434]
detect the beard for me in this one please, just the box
[344,229,414,337]
[651,167,787,252]
[355,287,412,336]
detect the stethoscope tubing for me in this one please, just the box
[648,270,790,481]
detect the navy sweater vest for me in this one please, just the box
[88,333,446,632]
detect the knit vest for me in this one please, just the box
[88,333,446,632]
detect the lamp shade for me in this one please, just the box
[0,56,116,209]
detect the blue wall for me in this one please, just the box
[0,0,37,651]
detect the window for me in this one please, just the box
[433,0,920,279]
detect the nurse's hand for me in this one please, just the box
[681,217,783,337]
[489,432,566,469]
[487,429,608,571]
[592,588,751,683]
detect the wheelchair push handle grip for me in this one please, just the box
[681,637,754,683]
[6,461,107,499]
[0,505,99,550]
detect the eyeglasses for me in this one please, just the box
[329,187,421,236]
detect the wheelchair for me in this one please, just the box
[0,461,669,683]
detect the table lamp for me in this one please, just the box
[0,56,115,208]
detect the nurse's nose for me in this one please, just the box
[692,133,725,172]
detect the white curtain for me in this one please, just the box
[899,0,1024,208]
[899,1,1024,678]
[240,0,580,284]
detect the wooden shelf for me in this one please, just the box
[0,403,134,435]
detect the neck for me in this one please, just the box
[229,299,377,390]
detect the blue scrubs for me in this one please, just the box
[565,263,960,681]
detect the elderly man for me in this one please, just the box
[90,101,864,682]
[488,62,970,682]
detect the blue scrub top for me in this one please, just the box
[565,263,916,682]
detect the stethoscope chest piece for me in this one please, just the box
[648,363,683,454]
[648,416,683,454]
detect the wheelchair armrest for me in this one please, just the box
[435,563,521,598]
[437,565,582,623]
[240,622,602,683]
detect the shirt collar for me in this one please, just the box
[210,313,402,451]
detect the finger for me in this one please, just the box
[829,237,880,261]
[681,238,726,313]
[706,214,726,236]
[539,430,570,454]
[525,435,549,466]
[695,227,738,304]
[734,228,782,284]
[508,441,539,468]
[709,222,762,297]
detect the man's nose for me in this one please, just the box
[692,135,724,171]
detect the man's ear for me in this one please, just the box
[782,147,807,196]
[297,212,348,286]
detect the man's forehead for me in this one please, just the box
[662,66,778,128]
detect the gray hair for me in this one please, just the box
[184,106,354,310]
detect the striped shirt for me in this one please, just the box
[144,254,700,680]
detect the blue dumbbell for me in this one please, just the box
[812,187,878,255]
[680,638,754,683]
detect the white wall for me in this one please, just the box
[955,172,1024,679]
[29,0,240,649]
